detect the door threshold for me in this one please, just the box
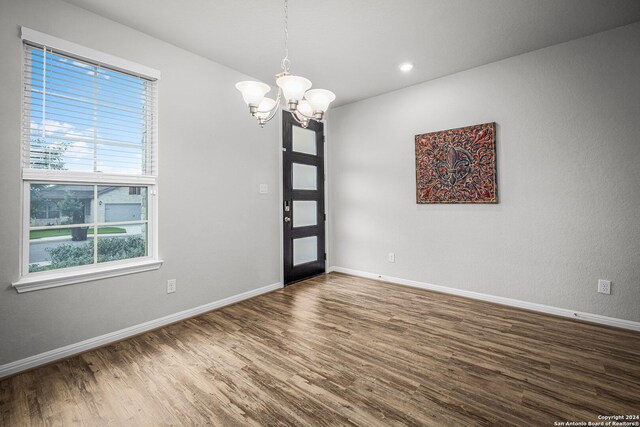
[284,271,327,287]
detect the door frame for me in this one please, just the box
[278,108,330,286]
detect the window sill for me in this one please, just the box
[12,259,164,293]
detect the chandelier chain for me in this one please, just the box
[281,0,291,72]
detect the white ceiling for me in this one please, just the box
[63,0,640,107]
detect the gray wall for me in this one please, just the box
[0,0,280,365]
[327,22,640,322]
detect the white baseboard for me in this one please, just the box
[329,266,640,332]
[0,282,283,379]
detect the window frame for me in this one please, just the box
[13,28,162,293]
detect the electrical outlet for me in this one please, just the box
[259,184,268,194]
[388,252,395,263]
[597,279,611,295]
[167,279,176,294]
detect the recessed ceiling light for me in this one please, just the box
[399,62,414,72]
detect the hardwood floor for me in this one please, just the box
[1,272,639,426]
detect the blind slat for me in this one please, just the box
[25,90,150,115]
[26,132,149,151]
[26,55,151,92]
[25,97,150,124]
[24,100,146,129]
[26,113,147,134]
[25,82,154,111]
[24,68,154,102]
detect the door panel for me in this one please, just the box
[293,236,318,266]
[292,163,317,190]
[283,111,325,285]
[292,126,317,155]
[292,200,317,228]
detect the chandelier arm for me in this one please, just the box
[290,111,310,128]
[260,88,283,125]
[292,107,321,125]
[293,109,318,121]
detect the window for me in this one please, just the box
[33,201,61,221]
[14,28,162,292]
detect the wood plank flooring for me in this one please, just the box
[1,272,639,426]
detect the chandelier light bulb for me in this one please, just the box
[276,75,312,104]
[297,99,314,117]
[295,100,314,126]
[304,89,336,115]
[255,97,277,127]
[255,98,277,119]
[235,81,271,107]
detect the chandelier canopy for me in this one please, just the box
[235,0,336,128]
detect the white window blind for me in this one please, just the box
[22,43,158,176]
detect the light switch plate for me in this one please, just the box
[259,184,268,194]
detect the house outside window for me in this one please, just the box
[32,201,61,222]
[14,28,162,292]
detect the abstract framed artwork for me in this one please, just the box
[415,122,497,204]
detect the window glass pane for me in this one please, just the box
[96,144,145,175]
[25,46,153,175]
[292,126,316,155]
[29,137,94,172]
[292,163,317,190]
[97,186,148,223]
[30,184,93,227]
[293,200,317,227]
[97,224,147,263]
[293,236,318,266]
[28,227,93,273]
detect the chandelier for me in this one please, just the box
[235,0,336,128]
